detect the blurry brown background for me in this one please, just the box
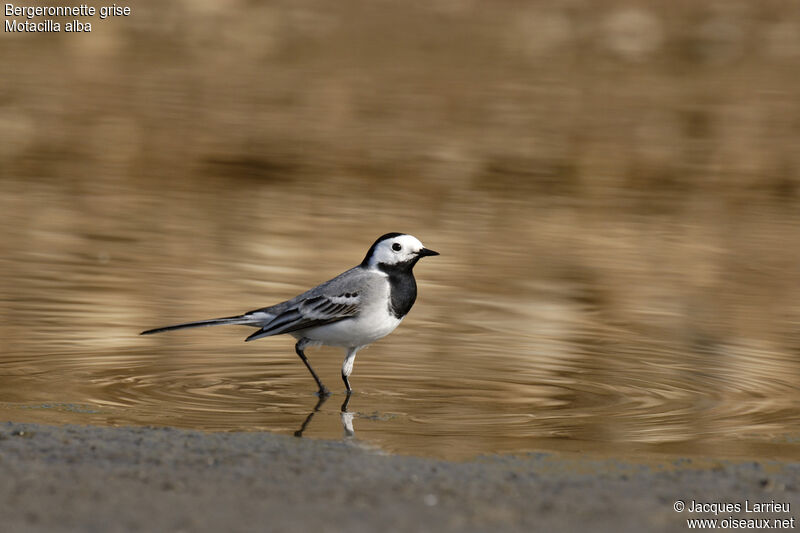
[1,0,800,459]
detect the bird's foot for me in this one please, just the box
[316,385,331,397]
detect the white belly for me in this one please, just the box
[292,310,403,348]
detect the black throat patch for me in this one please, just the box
[378,259,419,319]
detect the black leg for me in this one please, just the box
[295,341,329,396]
[340,347,358,393]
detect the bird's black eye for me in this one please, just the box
[392,243,402,252]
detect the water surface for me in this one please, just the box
[2,178,800,461]
[2,0,800,461]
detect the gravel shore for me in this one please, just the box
[1,422,797,532]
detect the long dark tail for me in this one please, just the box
[140,315,257,335]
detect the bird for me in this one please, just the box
[141,233,438,396]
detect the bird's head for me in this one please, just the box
[361,233,439,270]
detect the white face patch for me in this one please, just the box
[367,234,426,268]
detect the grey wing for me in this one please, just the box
[244,268,369,342]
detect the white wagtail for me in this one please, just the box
[141,233,438,395]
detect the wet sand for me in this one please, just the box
[1,422,796,532]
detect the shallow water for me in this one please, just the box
[2,177,800,461]
[3,0,800,461]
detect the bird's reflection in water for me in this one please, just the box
[294,392,355,438]
[340,393,354,437]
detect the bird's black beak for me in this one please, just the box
[417,248,439,258]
